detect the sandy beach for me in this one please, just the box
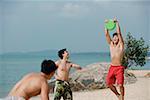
[31,70,150,100]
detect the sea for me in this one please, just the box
[0,52,150,97]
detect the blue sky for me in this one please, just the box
[0,0,149,53]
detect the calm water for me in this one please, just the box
[0,52,150,97]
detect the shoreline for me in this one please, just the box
[31,70,150,100]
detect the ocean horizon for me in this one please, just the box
[0,51,150,97]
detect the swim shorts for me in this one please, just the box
[54,80,72,100]
[106,65,125,85]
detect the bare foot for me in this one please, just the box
[117,94,121,100]
[120,95,124,100]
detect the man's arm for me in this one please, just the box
[55,60,60,68]
[71,63,82,70]
[104,20,112,44]
[59,52,68,70]
[41,82,49,100]
[115,20,124,45]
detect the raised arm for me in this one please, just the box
[59,52,68,70]
[104,20,112,45]
[115,19,124,45]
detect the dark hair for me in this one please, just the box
[41,59,57,75]
[113,33,118,37]
[58,48,67,59]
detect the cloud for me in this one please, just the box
[60,3,90,18]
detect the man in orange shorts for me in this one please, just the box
[104,18,125,100]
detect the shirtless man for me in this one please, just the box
[54,48,82,100]
[105,18,125,100]
[6,59,57,100]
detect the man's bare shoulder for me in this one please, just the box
[55,60,61,66]
[23,72,38,78]
[119,41,124,46]
[110,41,114,46]
[22,73,46,82]
[21,73,35,80]
[24,73,47,90]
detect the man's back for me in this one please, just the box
[9,73,47,99]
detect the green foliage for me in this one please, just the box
[122,32,149,68]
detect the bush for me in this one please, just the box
[122,32,149,68]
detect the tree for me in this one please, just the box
[122,32,149,68]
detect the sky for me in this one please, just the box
[0,0,150,53]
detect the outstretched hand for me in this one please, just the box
[113,17,118,23]
[105,19,109,23]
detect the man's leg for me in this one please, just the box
[108,84,120,98]
[117,66,125,100]
[54,86,62,100]
[54,81,64,100]
[119,84,124,100]
[62,85,72,100]
[107,66,122,99]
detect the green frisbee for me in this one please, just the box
[105,19,116,31]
